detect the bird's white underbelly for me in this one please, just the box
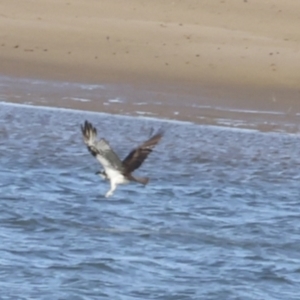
[107,169,128,185]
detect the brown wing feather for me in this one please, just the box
[122,131,163,174]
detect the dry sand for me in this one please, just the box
[0,0,300,114]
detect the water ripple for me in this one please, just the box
[0,103,300,299]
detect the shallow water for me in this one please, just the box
[1,100,300,299]
[1,75,300,133]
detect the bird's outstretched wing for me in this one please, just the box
[122,130,163,174]
[81,120,124,172]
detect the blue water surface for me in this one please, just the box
[0,101,300,300]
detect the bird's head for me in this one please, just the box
[95,170,108,180]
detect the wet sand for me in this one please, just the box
[0,0,300,119]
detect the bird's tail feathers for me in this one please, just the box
[131,175,149,185]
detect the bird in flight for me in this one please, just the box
[81,120,163,197]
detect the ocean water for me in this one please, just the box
[1,82,300,299]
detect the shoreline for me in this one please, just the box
[1,75,300,134]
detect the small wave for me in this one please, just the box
[135,111,155,116]
[62,97,90,103]
[108,98,124,103]
[78,83,105,90]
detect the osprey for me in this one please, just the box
[81,120,163,197]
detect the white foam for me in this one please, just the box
[134,102,147,105]
[135,111,155,115]
[191,103,285,116]
[63,97,91,102]
[0,100,191,125]
[2,100,296,133]
[78,84,105,90]
[108,98,123,103]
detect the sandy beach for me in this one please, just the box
[0,0,300,116]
